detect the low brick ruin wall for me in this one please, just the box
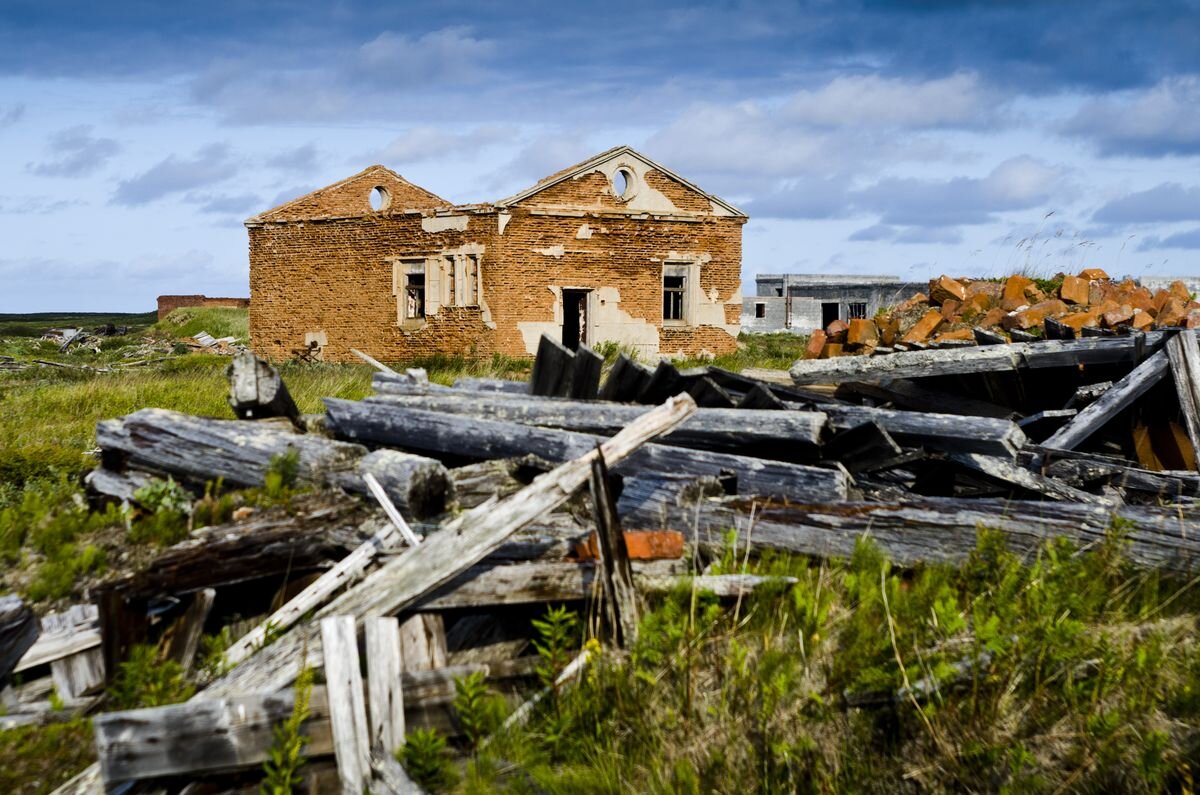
[157,295,251,321]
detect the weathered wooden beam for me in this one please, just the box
[1020,446,1200,499]
[836,379,1017,420]
[1167,331,1200,467]
[823,405,1027,459]
[637,360,684,404]
[789,333,1167,385]
[322,616,370,795]
[1042,350,1171,451]
[226,351,301,425]
[205,395,698,697]
[589,454,639,646]
[821,420,902,473]
[97,408,366,489]
[361,389,827,461]
[598,353,652,402]
[371,750,427,795]
[365,617,405,754]
[451,377,527,394]
[50,648,105,702]
[569,344,603,400]
[14,604,97,673]
[622,494,1200,574]
[162,588,215,673]
[351,348,398,374]
[0,595,38,681]
[398,615,448,672]
[82,467,156,505]
[530,335,575,397]
[946,453,1114,505]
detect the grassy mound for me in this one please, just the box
[154,307,249,342]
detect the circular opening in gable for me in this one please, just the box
[612,168,635,201]
[369,186,391,211]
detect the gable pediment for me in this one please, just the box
[247,165,450,224]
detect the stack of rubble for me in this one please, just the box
[12,332,1200,793]
[806,270,1200,359]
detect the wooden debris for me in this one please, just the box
[1042,350,1170,451]
[589,453,639,646]
[0,595,38,682]
[226,351,301,425]
[322,616,371,795]
[1167,331,1200,467]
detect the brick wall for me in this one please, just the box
[247,160,745,362]
[157,295,250,321]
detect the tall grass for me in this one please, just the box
[154,307,250,341]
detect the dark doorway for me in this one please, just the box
[821,302,840,329]
[562,289,590,350]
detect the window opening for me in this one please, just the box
[847,302,868,320]
[755,302,766,318]
[663,264,688,323]
[369,186,390,211]
[403,262,426,321]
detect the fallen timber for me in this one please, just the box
[1022,445,1200,499]
[371,375,1027,459]
[325,398,849,502]
[623,494,1200,574]
[363,388,827,460]
[788,332,1166,385]
[0,595,37,681]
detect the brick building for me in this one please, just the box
[246,146,747,362]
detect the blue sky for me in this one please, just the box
[0,0,1198,311]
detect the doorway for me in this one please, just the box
[821,302,840,329]
[562,289,590,350]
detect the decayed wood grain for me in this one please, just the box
[589,454,639,646]
[398,614,448,672]
[162,588,215,673]
[335,449,452,520]
[1022,445,1200,498]
[97,408,367,488]
[206,395,698,698]
[365,617,405,753]
[322,616,371,795]
[226,351,300,425]
[789,333,1166,385]
[363,387,827,461]
[1167,331,1200,466]
[1042,350,1171,451]
[328,398,846,502]
[622,494,1200,574]
[14,604,97,673]
[947,453,1115,505]
[822,405,1027,458]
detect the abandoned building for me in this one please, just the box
[741,273,926,333]
[245,146,747,362]
[156,294,250,321]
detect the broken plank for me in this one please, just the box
[206,395,699,697]
[15,604,98,673]
[322,616,370,795]
[1167,331,1200,467]
[589,453,639,646]
[452,377,528,394]
[837,379,1017,420]
[598,353,653,402]
[365,617,405,753]
[569,344,603,400]
[351,348,398,374]
[1023,446,1200,499]
[823,404,1027,459]
[821,420,902,474]
[162,588,215,673]
[1042,349,1171,452]
[789,332,1167,385]
[530,335,575,397]
[946,453,1113,505]
[0,595,38,681]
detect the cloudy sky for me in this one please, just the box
[1,0,1198,311]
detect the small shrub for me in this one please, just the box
[452,671,507,750]
[399,728,458,792]
[532,605,581,691]
[197,626,235,680]
[107,644,194,709]
[260,666,313,795]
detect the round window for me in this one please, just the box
[369,186,391,211]
[612,168,635,200]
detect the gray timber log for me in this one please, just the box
[837,379,1017,420]
[96,408,366,488]
[334,449,453,520]
[362,389,826,460]
[0,595,38,682]
[622,495,1200,574]
[93,666,492,784]
[1021,446,1200,499]
[823,405,1027,459]
[226,351,300,425]
[82,468,155,504]
[204,396,698,698]
[328,398,847,502]
[452,377,527,394]
[1041,350,1171,451]
[1166,331,1200,464]
[789,333,1166,385]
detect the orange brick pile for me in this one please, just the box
[806,269,1200,359]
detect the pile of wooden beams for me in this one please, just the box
[17,330,1200,793]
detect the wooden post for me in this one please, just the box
[589,452,639,647]
[1167,331,1200,468]
[365,617,406,755]
[321,616,370,795]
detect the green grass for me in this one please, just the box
[0,311,158,338]
[464,528,1200,794]
[153,307,249,341]
[0,718,95,794]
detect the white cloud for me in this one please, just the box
[783,72,1002,129]
[1061,75,1200,157]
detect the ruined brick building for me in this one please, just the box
[246,146,747,362]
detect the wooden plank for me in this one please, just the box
[597,353,652,402]
[371,750,427,795]
[1042,350,1171,451]
[220,508,405,673]
[451,377,527,394]
[206,395,698,697]
[1023,446,1200,498]
[227,351,300,425]
[737,383,788,410]
[365,617,405,754]
[823,405,1027,459]
[589,454,639,646]
[947,453,1113,505]
[398,615,447,672]
[329,398,845,501]
[686,375,738,408]
[529,335,575,397]
[637,360,684,404]
[790,333,1167,385]
[568,344,603,400]
[322,616,370,795]
[50,648,105,701]
[162,588,215,673]
[837,379,1017,420]
[1167,331,1200,467]
[821,421,903,474]
[362,471,423,546]
[351,348,398,374]
[82,467,156,505]
[362,388,827,460]
[0,595,38,680]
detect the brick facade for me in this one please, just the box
[157,294,251,321]
[246,147,747,362]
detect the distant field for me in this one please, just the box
[0,311,159,337]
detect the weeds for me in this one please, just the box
[452,671,507,751]
[400,728,458,792]
[107,644,195,709]
[260,665,313,794]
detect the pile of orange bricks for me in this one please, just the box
[805,269,1200,359]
